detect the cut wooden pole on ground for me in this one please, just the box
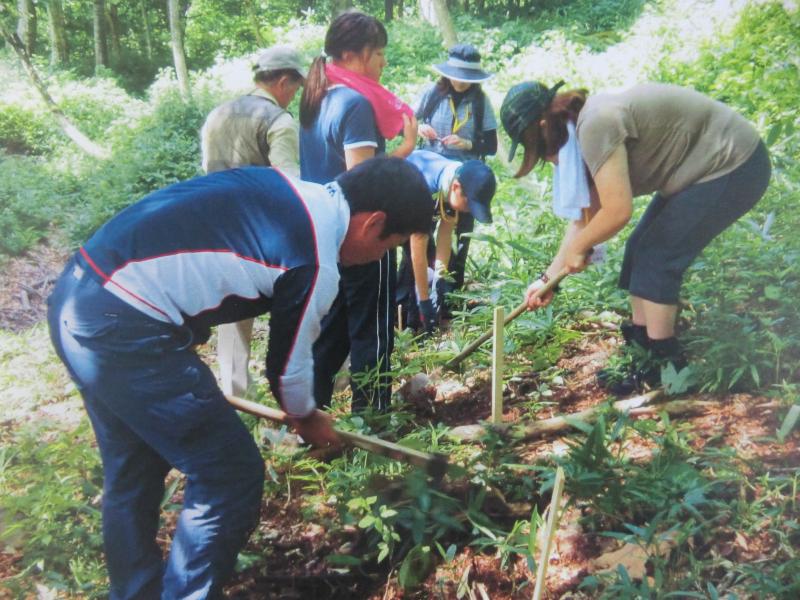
[446,268,569,370]
[492,306,505,424]
[532,465,566,600]
[448,390,709,442]
[226,394,449,479]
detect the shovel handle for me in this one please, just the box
[225,394,443,473]
[446,268,569,369]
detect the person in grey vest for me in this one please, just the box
[201,45,307,397]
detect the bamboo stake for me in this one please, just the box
[532,466,566,600]
[446,268,569,369]
[491,306,504,424]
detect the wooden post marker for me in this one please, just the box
[532,466,566,600]
[491,306,504,424]
[445,267,569,370]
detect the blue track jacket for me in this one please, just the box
[77,167,348,417]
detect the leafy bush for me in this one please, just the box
[0,104,55,155]
[54,77,136,140]
[0,422,107,597]
[67,87,205,242]
[0,154,79,255]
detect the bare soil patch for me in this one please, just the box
[0,241,68,332]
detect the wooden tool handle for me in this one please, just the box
[446,268,569,369]
[226,394,445,474]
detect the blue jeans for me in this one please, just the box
[47,257,264,599]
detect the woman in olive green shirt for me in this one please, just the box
[501,82,770,394]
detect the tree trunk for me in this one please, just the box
[16,0,37,55]
[46,0,68,65]
[244,0,265,47]
[476,0,485,17]
[384,0,394,21]
[167,0,191,99]
[419,0,458,47]
[93,0,109,71]
[139,0,153,60]
[329,0,351,18]
[107,2,122,63]
[0,23,110,159]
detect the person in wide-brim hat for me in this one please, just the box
[432,43,493,83]
[415,44,497,162]
[411,44,499,321]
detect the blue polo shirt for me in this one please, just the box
[300,85,386,183]
[407,150,460,201]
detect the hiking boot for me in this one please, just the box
[597,321,649,388]
[606,337,688,397]
[621,321,648,347]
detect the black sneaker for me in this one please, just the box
[606,337,688,396]
[606,366,660,396]
[597,322,649,388]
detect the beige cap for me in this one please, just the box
[254,46,307,79]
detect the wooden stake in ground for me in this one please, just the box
[491,306,504,424]
[532,465,566,600]
[446,268,569,370]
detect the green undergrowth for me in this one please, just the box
[2,1,800,598]
[448,2,800,393]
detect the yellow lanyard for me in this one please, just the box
[448,97,471,135]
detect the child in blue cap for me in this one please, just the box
[398,149,497,334]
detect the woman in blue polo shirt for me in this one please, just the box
[299,10,417,412]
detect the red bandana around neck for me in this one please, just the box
[325,62,413,140]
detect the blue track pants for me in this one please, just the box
[47,257,265,599]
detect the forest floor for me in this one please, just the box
[220,333,796,599]
[1,246,797,599]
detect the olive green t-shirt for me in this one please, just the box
[576,83,760,197]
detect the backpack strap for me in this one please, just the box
[417,85,447,124]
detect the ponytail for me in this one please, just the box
[299,10,388,129]
[299,56,329,128]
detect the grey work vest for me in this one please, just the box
[201,94,286,173]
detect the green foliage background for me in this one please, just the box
[1,0,799,597]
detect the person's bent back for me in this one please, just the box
[47,157,432,600]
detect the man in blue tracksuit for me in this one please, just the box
[47,158,431,599]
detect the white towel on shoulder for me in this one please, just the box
[552,121,590,221]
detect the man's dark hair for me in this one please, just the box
[336,157,432,237]
[254,68,304,85]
